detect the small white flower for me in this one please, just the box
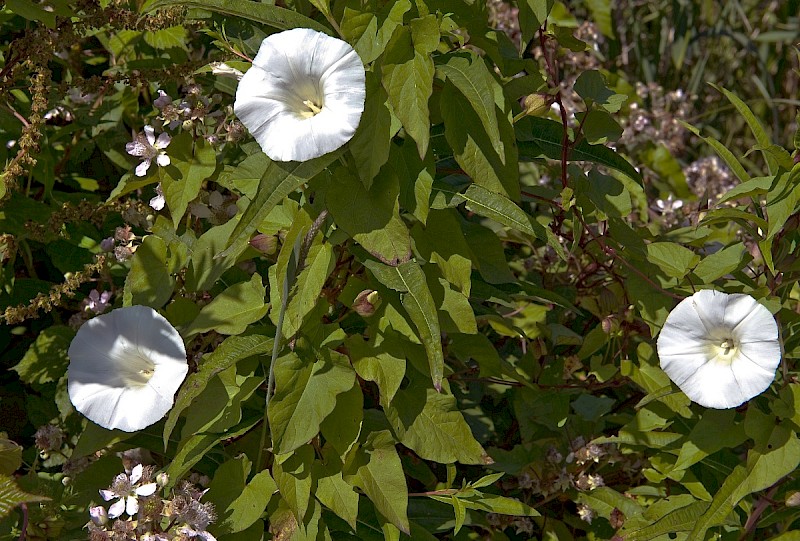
[657,290,781,409]
[126,126,171,177]
[99,464,158,518]
[234,28,366,162]
[67,306,188,432]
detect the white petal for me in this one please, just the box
[108,499,125,519]
[99,489,116,501]
[724,294,779,343]
[155,132,171,149]
[67,306,188,432]
[126,495,139,516]
[679,361,748,409]
[150,194,166,211]
[736,340,782,374]
[130,464,143,483]
[730,352,777,402]
[136,482,158,497]
[126,141,147,157]
[156,153,170,167]
[135,159,151,177]
[144,125,156,145]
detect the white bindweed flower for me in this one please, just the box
[234,28,366,162]
[67,306,188,432]
[657,290,781,409]
[126,125,171,176]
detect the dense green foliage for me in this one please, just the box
[1,0,800,539]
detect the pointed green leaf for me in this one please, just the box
[519,117,642,182]
[314,462,360,530]
[182,274,268,338]
[349,430,409,534]
[440,79,520,200]
[185,216,247,292]
[385,370,489,464]
[273,444,314,522]
[216,470,277,534]
[349,71,394,188]
[163,334,273,447]
[124,235,174,308]
[326,169,412,266]
[12,326,73,385]
[365,260,444,390]
[436,53,503,159]
[382,27,434,158]
[269,349,356,455]
[219,151,340,258]
[160,134,217,228]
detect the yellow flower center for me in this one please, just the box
[300,99,323,118]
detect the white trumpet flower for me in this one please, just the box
[657,290,781,409]
[67,306,188,432]
[234,28,366,162]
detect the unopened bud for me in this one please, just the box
[353,290,381,317]
[249,233,277,255]
[787,491,800,507]
[523,93,551,117]
[89,506,108,526]
[156,472,169,487]
[601,315,620,334]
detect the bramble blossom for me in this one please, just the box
[126,125,171,177]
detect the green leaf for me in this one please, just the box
[216,470,277,535]
[349,71,394,188]
[412,209,473,294]
[160,133,217,228]
[314,462,360,529]
[163,335,273,447]
[182,274,268,338]
[621,501,709,541]
[145,0,331,34]
[349,430,410,534]
[517,0,554,47]
[384,369,489,464]
[645,242,700,279]
[692,243,747,283]
[577,109,623,144]
[346,333,407,406]
[326,168,412,266]
[716,175,773,205]
[0,440,22,476]
[440,79,520,200]
[166,433,224,484]
[124,235,174,308]
[394,138,434,224]
[382,26,435,158]
[319,383,364,457]
[436,53,503,159]
[185,216,247,292]
[341,0,412,64]
[766,167,800,240]
[365,260,444,391]
[269,349,356,455]
[273,444,314,523]
[143,26,187,49]
[0,474,49,519]
[711,83,777,174]
[574,70,627,112]
[430,493,540,517]
[689,428,800,538]
[519,117,642,182]
[12,326,73,385]
[220,151,340,258]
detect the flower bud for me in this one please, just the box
[353,290,381,317]
[89,506,108,526]
[787,491,800,507]
[249,233,278,255]
[210,62,245,80]
[156,472,169,487]
[601,315,620,334]
[523,93,551,117]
